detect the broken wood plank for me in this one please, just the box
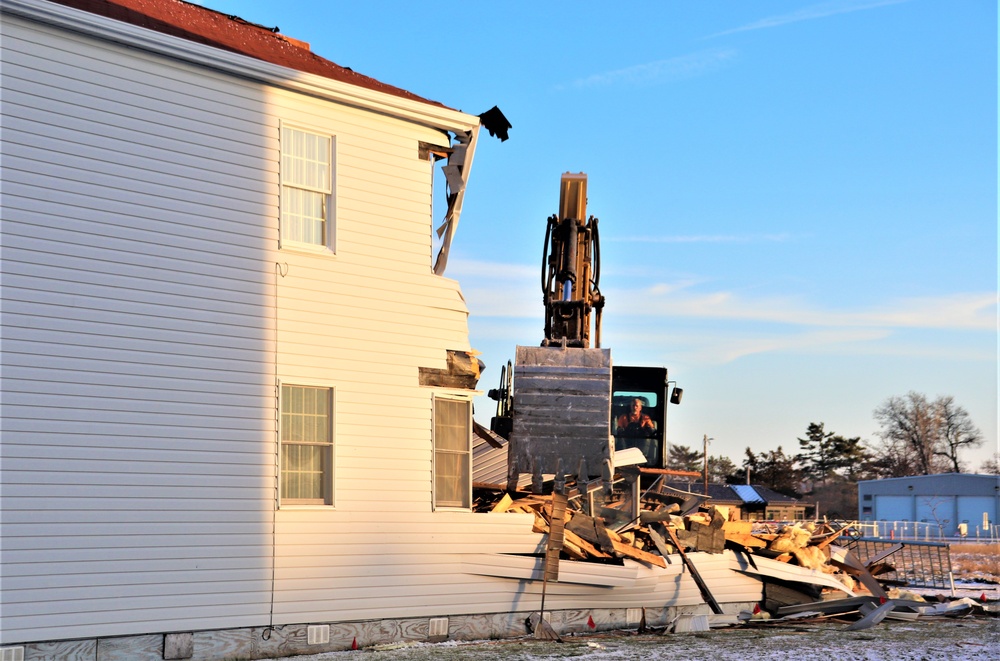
[561,537,588,561]
[609,537,667,568]
[812,528,844,549]
[725,532,768,548]
[491,493,513,513]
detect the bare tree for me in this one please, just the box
[871,392,984,476]
[979,453,1000,475]
[872,392,941,475]
[934,396,984,472]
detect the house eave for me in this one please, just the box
[2,0,481,135]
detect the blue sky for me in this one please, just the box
[208,0,997,470]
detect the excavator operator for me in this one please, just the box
[616,398,656,436]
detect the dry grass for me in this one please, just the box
[950,542,1000,582]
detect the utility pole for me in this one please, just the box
[702,434,713,495]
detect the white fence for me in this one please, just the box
[849,520,1000,542]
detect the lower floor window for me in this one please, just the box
[281,384,334,505]
[433,397,471,509]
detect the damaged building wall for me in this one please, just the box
[0,0,535,646]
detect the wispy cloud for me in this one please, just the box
[455,256,998,332]
[706,0,911,39]
[695,328,892,364]
[606,233,792,244]
[557,49,737,90]
[447,258,536,279]
[619,288,997,332]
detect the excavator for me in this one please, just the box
[488,173,682,498]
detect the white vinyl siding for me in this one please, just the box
[281,125,333,250]
[433,397,472,509]
[0,11,278,644]
[280,384,334,505]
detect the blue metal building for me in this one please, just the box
[858,473,1000,537]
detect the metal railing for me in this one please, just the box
[844,537,953,589]
[839,520,999,542]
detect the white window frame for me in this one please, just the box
[278,381,336,508]
[279,121,336,254]
[432,394,473,511]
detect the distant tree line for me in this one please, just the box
[666,391,990,501]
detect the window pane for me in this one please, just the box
[434,451,470,508]
[434,399,469,451]
[433,398,470,508]
[281,127,331,247]
[281,385,333,504]
[282,444,327,501]
[282,187,325,245]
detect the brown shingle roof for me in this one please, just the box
[49,0,447,108]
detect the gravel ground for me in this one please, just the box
[271,617,999,661]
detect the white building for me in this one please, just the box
[1,2,803,658]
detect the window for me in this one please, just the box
[281,125,333,249]
[433,397,471,509]
[280,384,334,505]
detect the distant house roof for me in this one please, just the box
[730,484,766,505]
[746,485,801,504]
[48,0,447,108]
[664,482,742,504]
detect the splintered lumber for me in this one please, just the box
[725,532,768,549]
[491,493,514,513]
[561,536,588,561]
[812,528,844,549]
[609,536,667,568]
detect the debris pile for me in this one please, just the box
[475,481,999,629]
[482,486,858,581]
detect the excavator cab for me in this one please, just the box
[611,366,682,469]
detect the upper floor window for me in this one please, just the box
[433,396,471,509]
[280,384,334,506]
[281,125,334,251]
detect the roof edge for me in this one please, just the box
[4,0,480,134]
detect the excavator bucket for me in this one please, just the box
[506,345,613,492]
